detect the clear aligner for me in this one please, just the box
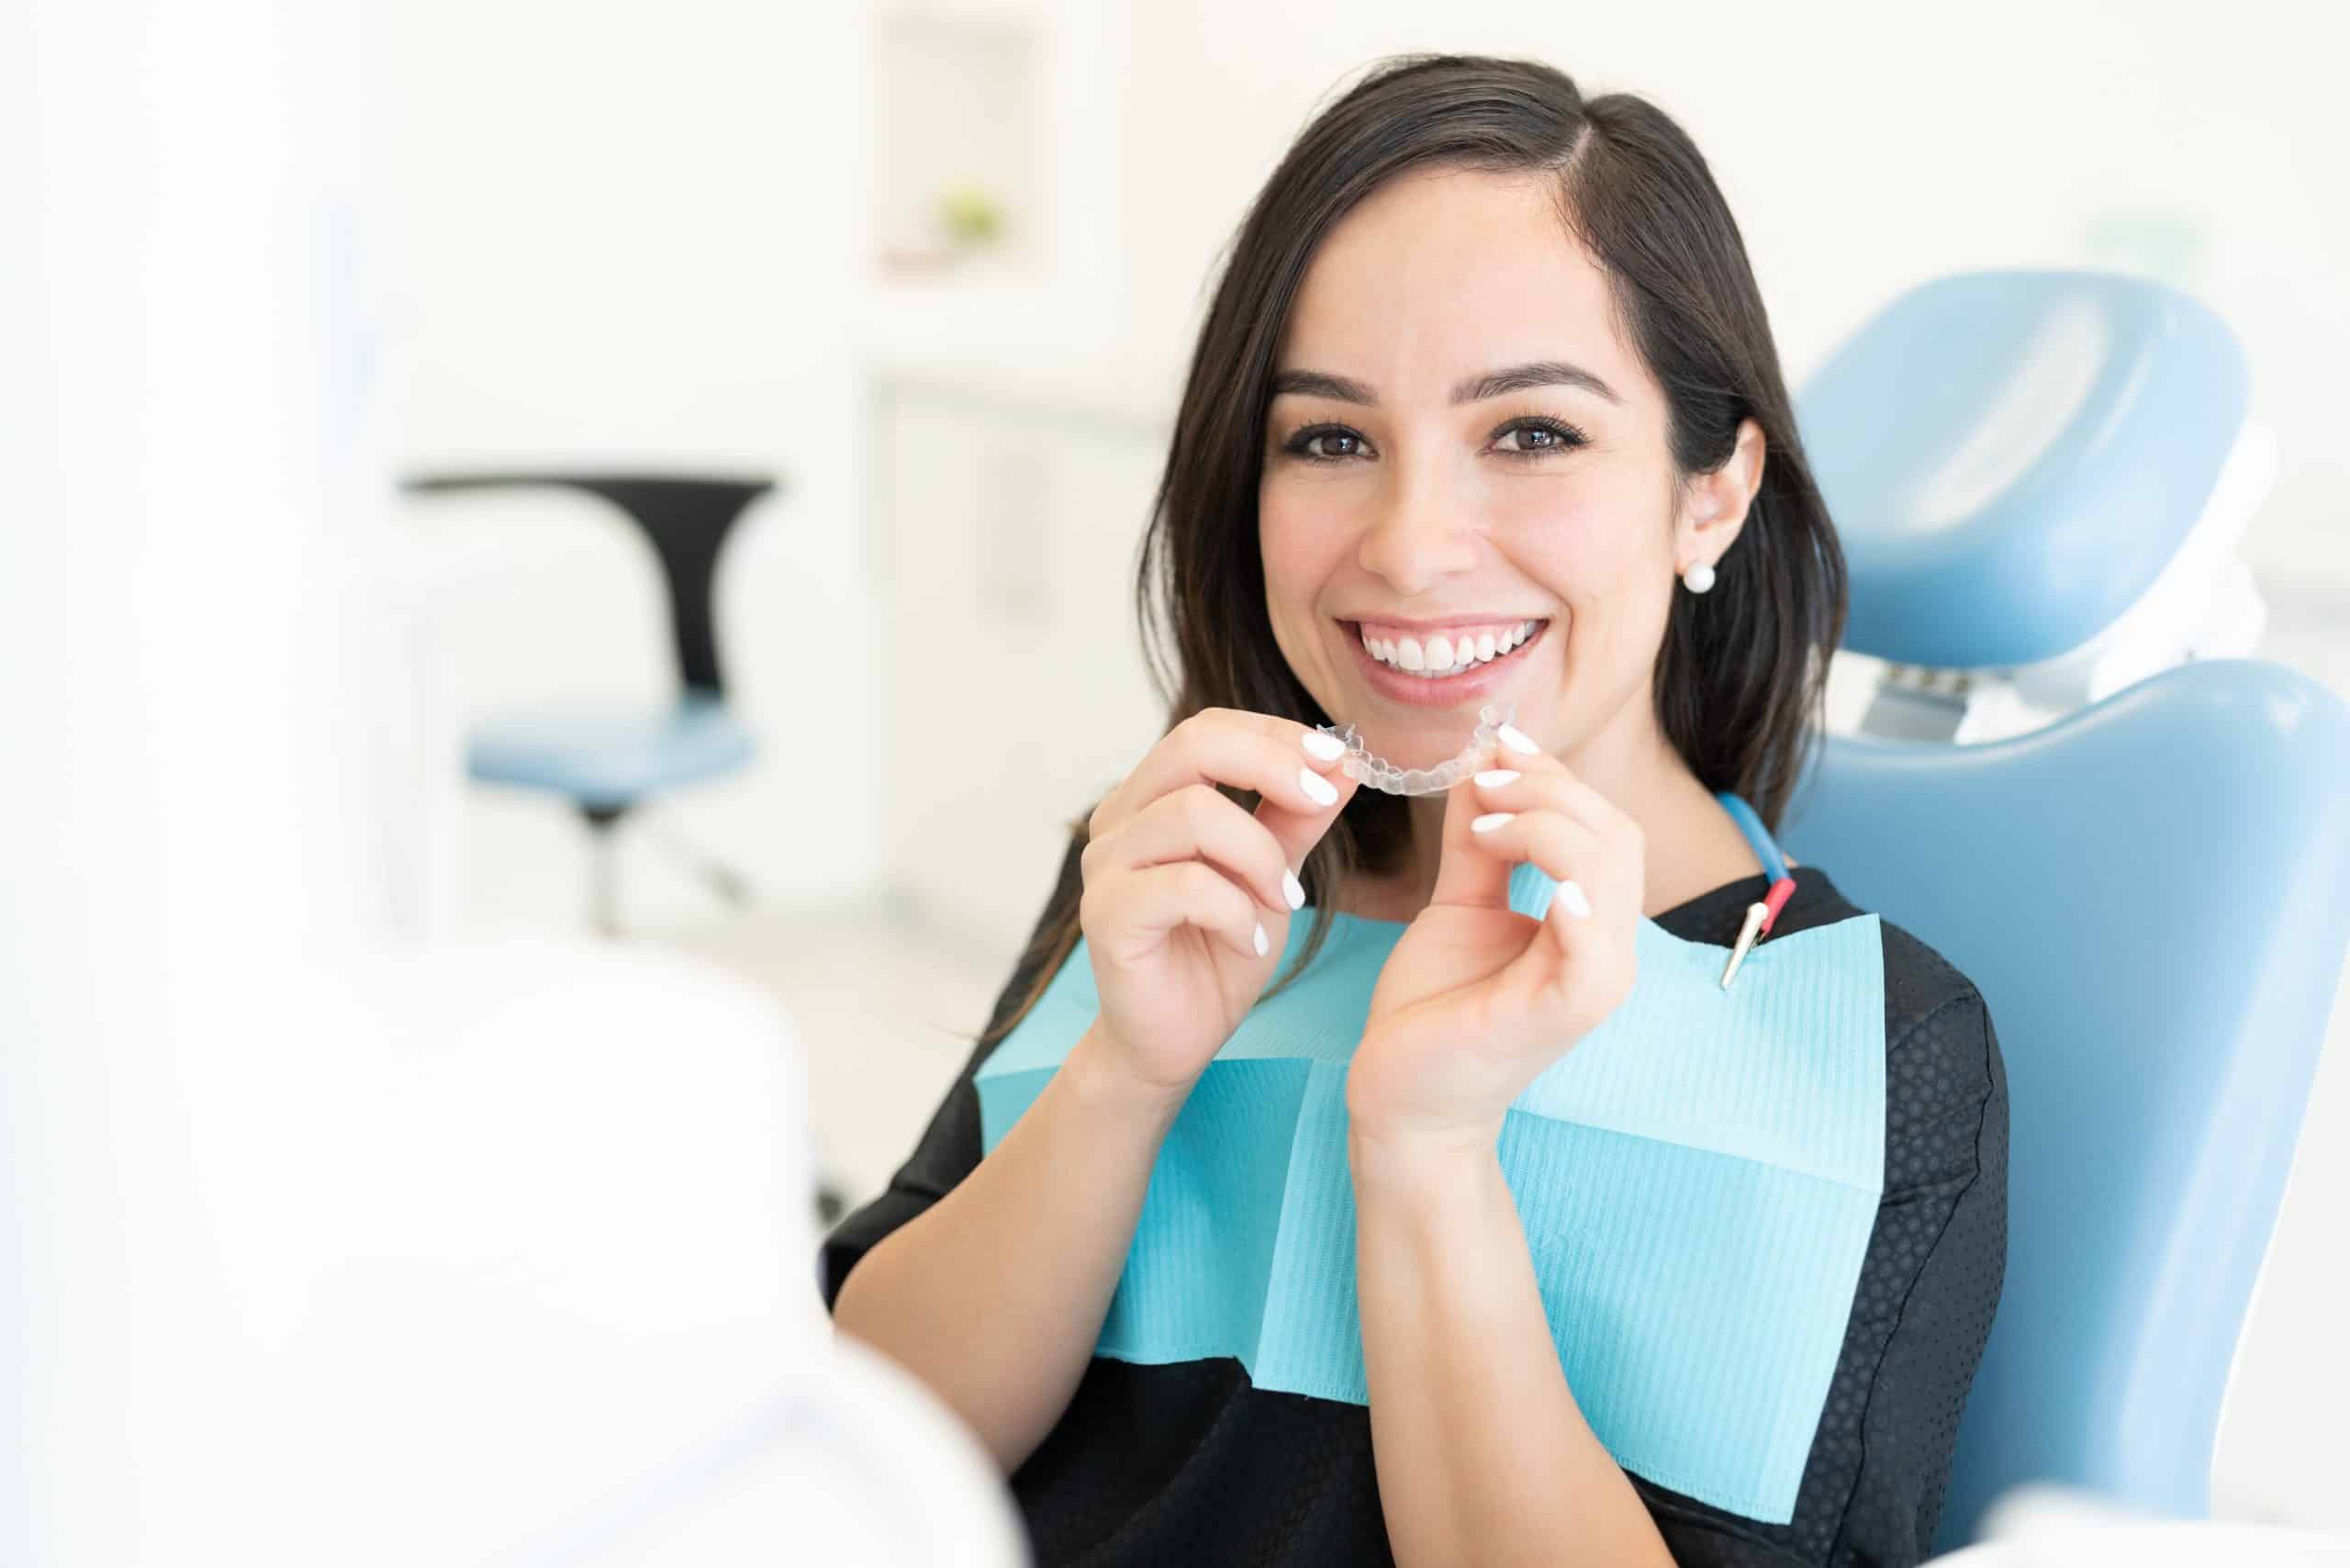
[1313,702,1517,796]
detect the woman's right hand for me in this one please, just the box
[1077,708,1361,1096]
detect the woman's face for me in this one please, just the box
[1259,164,1756,771]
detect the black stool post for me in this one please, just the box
[583,803,625,937]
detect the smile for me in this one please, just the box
[1340,617,1554,708]
[1355,619,1546,677]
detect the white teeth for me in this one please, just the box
[1360,620,1545,676]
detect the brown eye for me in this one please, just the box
[1281,423,1370,462]
[1494,417,1587,459]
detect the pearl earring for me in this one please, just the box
[1682,560,1716,594]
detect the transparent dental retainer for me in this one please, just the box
[1314,702,1517,796]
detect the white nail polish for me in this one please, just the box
[1302,731,1346,762]
[1497,724,1539,756]
[1472,769,1520,788]
[1471,812,1515,834]
[1253,921,1270,956]
[1299,765,1338,806]
[1281,868,1305,910]
[1559,879,1592,919]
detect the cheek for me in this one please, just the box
[1497,478,1668,595]
[1497,493,1614,600]
[1258,499,1327,683]
[1500,495,1674,679]
[1257,490,1345,606]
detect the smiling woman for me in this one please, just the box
[823,51,2005,1568]
[1247,151,1819,923]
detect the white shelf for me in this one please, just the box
[860,0,1125,357]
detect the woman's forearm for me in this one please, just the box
[832,1021,1186,1476]
[1349,1121,1676,1568]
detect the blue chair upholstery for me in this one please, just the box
[466,690,753,813]
[1782,271,2350,1552]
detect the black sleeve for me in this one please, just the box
[816,831,1088,1313]
[1637,980,2009,1568]
[1829,992,2008,1563]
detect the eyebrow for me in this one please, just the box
[1268,359,1623,408]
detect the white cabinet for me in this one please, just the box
[871,369,1173,949]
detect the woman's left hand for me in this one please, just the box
[1348,727,1646,1147]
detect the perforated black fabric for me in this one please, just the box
[822,837,2008,1566]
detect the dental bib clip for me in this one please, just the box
[1313,702,1517,796]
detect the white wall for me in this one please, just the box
[389,0,878,925]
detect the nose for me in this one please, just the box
[1353,463,1480,596]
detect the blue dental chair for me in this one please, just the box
[1779,271,2350,1553]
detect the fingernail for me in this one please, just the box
[1302,730,1347,762]
[1298,765,1338,806]
[1472,768,1519,788]
[1253,921,1270,956]
[1281,868,1305,910]
[1497,724,1539,756]
[1471,812,1515,834]
[1559,879,1592,919]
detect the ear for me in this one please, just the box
[1675,417,1767,574]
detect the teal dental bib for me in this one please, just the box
[974,861,1886,1522]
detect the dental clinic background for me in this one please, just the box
[5,0,2346,1562]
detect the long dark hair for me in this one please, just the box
[979,52,1846,1048]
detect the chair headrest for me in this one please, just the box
[1796,271,2247,668]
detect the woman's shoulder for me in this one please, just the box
[1775,865,1989,1043]
[1792,866,2008,1193]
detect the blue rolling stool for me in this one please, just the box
[1781,271,2350,1551]
[400,472,771,937]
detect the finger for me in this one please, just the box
[1461,757,1617,843]
[1086,781,1302,915]
[1085,857,1269,962]
[1479,716,1622,825]
[1255,727,1361,880]
[1430,717,1593,910]
[1427,768,1516,911]
[1097,710,1356,863]
[1452,806,1604,935]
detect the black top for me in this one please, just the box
[821,836,2009,1567]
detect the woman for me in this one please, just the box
[824,53,2007,1567]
